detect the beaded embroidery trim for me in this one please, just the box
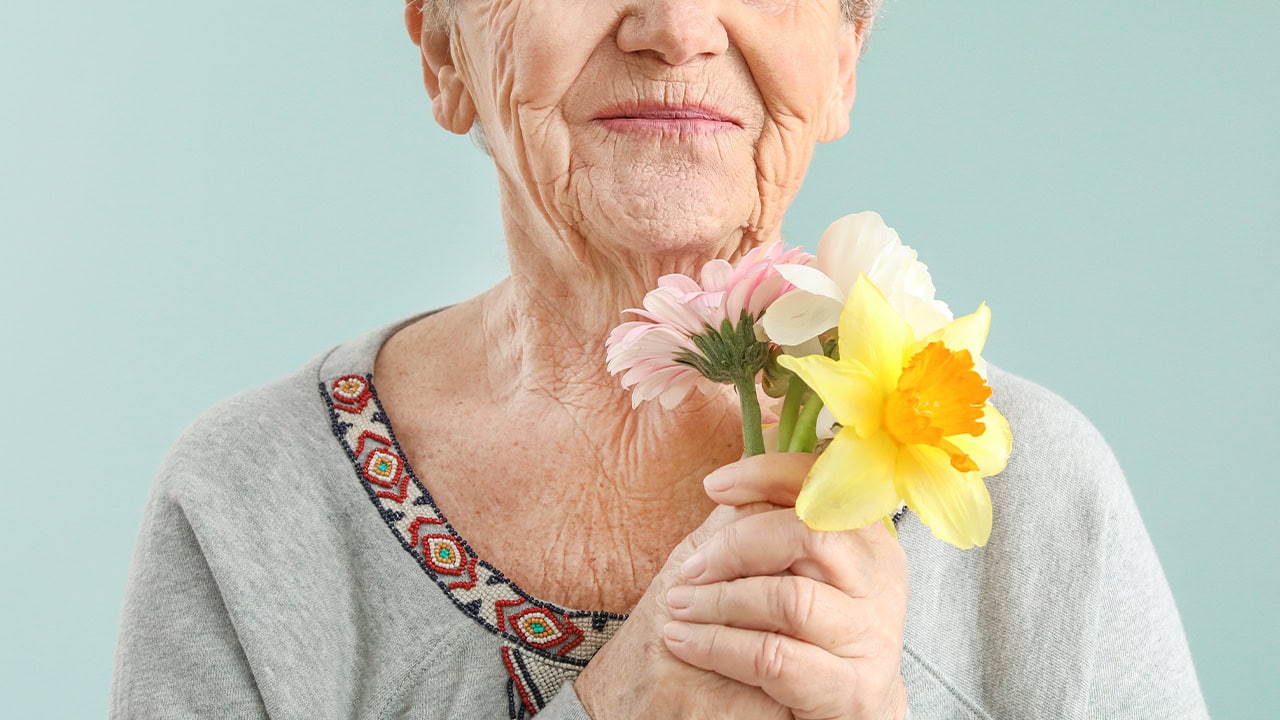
[322,374,626,718]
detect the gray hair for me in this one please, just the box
[417,1,882,32]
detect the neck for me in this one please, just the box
[467,213,772,497]
[476,278,743,492]
[433,174,784,500]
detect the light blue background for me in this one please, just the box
[2,1,1275,717]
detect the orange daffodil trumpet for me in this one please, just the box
[777,276,1012,548]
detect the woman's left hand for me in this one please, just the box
[663,453,909,720]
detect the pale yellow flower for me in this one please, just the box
[778,276,1012,548]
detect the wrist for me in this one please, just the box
[889,675,908,720]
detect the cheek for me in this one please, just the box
[734,4,844,140]
[728,4,846,225]
[473,1,615,182]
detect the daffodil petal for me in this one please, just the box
[777,354,881,437]
[796,429,902,532]
[923,303,990,370]
[881,515,899,539]
[947,403,1013,478]
[761,291,843,346]
[901,291,953,339]
[895,444,993,549]
[838,276,914,389]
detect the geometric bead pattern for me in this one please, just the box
[423,535,467,575]
[502,644,584,719]
[322,374,627,717]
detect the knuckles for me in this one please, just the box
[753,632,790,683]
[774,575,821,631]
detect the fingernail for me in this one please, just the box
[666,585,694,609]
[664,621,693,643]
[703,467,734,493]
[680,553,706,580]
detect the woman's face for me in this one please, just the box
[416,0,860,265]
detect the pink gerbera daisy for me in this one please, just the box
[606,242,811,411]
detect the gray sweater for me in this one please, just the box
[110,317,1209,719]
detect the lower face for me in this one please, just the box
[455,0,849,266]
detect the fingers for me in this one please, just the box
[663,621,876,720]
[703,453,817,508]
[667,576,889,657]
[681,508,907,598]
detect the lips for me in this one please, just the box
[594,102,743,129]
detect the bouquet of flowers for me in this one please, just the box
[606,213,1012,549]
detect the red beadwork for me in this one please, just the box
[445,554,479,591]
[501,646,539,716]
[496,604,585,655]
[508,609,566,649]
[362,449,411,502]
[330,375,373,413]
[353,430,392,457]
[362,449,401,488]
[406,515,446,550]
[495,599,524,632]
[422,535,466,574]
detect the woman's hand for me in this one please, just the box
[667,453,909,720]
[574,454,908,720]
[574,498,792,719]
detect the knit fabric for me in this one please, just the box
[110,316,1209,719]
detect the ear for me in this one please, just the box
[817,22,863,143]
[404,0,477,135]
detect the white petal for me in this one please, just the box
[775,264,844,302]
[815,406,838,440]
[781,337,824,358]
[760,292,843,346]
[816,212,953,341]
[816,212,902,293]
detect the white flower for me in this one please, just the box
[761,211,952,348]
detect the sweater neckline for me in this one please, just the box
[318,317,625,716]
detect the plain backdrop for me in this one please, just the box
[2,1,1275,717]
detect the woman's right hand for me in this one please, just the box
[573,499,790,719]
[573,452,908,720]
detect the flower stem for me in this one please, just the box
[787,396,826,454]
[734,376,766,457]
[776,380,808,453]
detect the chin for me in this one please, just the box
[575,168,758,260]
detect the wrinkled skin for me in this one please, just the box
[410,0,860,307]
[396,1,906,717]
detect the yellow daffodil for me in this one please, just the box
[777,275,1012,548]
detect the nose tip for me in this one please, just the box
[616,0,729,66]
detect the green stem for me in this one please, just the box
[788,395,827,454]
[734,376,766,457]
[776,380,808,453]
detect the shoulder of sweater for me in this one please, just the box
[151,346,341,506]
[984,363,1130,530]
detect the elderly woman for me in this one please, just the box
[110,1,1207,718]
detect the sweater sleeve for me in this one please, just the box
[109,477,269,719]
[536,682,594,719]
[1083,469,1209,718]
[902,369,1212,719]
